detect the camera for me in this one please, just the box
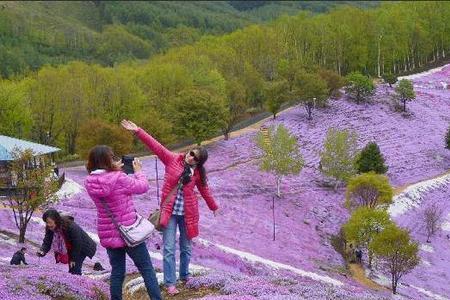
[121,155,135,174]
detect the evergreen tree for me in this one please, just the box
[355,142,388,174]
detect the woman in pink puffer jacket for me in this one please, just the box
[84,145,161,300]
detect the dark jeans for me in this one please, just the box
[107,242,162,300]
[69,254,87,275]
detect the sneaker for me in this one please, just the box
[166,286,180,296]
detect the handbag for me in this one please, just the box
[149,183,180,231]
[100,198,154,247]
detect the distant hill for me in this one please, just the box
[0,1,378,78]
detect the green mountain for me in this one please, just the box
[0,1,378,78]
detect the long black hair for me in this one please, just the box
[193,146,208,186]
[42,209,73,230]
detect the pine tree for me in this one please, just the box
[355,142,388,174]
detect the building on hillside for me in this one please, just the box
[0,135,63,197]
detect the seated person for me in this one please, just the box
[10,247,28,265]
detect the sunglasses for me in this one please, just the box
[189,151,199,163]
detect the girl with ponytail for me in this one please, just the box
[121,119,219,296]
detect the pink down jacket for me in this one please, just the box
[85,170,149,248]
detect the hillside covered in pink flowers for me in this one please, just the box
[1,65,449,299]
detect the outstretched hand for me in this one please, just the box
[121,119,139,132]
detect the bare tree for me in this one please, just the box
[424,202,444,243]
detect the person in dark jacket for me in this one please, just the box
[10,247,28,265]
[37,209,97,275]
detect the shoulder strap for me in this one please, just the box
[99,198,121,230]
[161,181,182,207]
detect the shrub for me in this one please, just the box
[346,172,393,210]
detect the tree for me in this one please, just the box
[445,125,450,149]
[0,79,33,139]
[343,207,393,268]
[382,73,397,87]
[423,202,444,243]
[263,80,289,119]
[76,119,133,159]
[3,149,59,243]
[355,142,388,174]
[170,88,228,145]
[256,125,304,198]
[395,79,415,112]
[345,72,375,104]
[318,69,345,98]
[222,79,248,140]
[346,172,393,210]
[370,225,420,294]
[320,128,359,190]
[292,72,329,120]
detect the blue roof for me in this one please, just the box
[0,135,60,161]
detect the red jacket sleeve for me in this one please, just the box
[196,178,218,211]
[135,128,175,165]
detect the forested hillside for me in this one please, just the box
[1,1,449,162]
[0,1,377,78]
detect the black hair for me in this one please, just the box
[42,209,72,230]
[193,146,208,186]
[20,247,27,251]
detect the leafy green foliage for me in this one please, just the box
[355,142,388,174]
[0,79,33,138]
[320,128,359,190]
[5,148,59,243]
[76,119,133,160]
[256,125,304,197]
[263,80,289,119]
[346,172,393,210]
[395,79,416,112]
[318,69,345,98]
[2,1,450,160]
[382,73,397,87]
[343,207,393,267]
[169,88,228,145]
[345,72,375,104]
[292,72,329,119]
[369,224,420,294]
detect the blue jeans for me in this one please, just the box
[163,215,192,286]
[107,243,162,300]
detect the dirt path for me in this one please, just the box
[348,263,388,291]
[348,171,450,290]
